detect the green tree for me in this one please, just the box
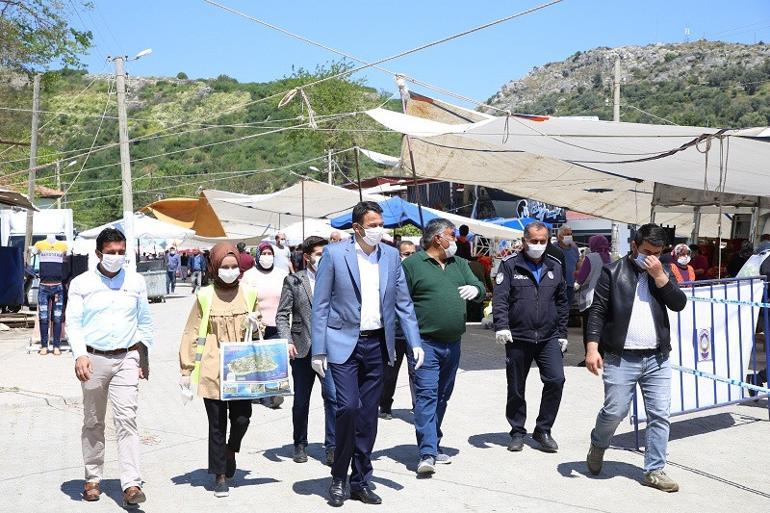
[0,1,93,74]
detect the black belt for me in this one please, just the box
[359,328,384,338]
[623,348,659,357]
[87,344,140,356]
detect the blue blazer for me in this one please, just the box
[311,238,421,365]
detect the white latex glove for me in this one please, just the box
[412,347,425,370]
[247,312,261,329]
[179,375,193,405]
[558,338,569,353]
[495,330,513,345]
[458,285,479,301]
[312,355,327,378]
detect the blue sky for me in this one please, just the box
[71,0,770,105]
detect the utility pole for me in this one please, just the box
[23,74,41,265]
[113,55,136,269]
[327,148,333,185]
[55,161,62,209]
[610,59,621,259]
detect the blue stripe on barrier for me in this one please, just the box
[672,364,770,395]
[686,296,770,308]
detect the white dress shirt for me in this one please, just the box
[623,274,658,350]
[356,240,382,330]
[65,267,154,359]
[307,268,317,296]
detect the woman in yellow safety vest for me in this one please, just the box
[179,242,261,498]
[669,243,696,284]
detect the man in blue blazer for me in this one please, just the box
[311,201,424,507]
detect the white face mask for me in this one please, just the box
[525,243,547,260]
[441,237,457,259]
[562,236,573,244]
[677,256,691,266]
[218,267,240,284]
[100,253,125,273]
[259,255,274,268]
[361,226,384,246]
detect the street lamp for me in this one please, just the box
[108,48,152,270]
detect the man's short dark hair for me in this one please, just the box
[96,228,126,251]
[352,201,383,225]
[302,236,328,255]
[236,242,246,252]
[689,244,700,254]
[459,224,469,236]
[634,223,667,247]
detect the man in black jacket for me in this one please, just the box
[493,221,569,453]
[584,223,687,493]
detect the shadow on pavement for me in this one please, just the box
[263,442,331,466]
[61,479,146,512]
[371,443,459,473]
[557,460,643,482]
[468,431,509,449]
[292,475,404,501]
[611,411,764,448]
[170,468,278,491]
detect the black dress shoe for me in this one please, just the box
[532,431,559,453]
[507,434,524,452]
[350,486,382,505]
[328,478,346,507]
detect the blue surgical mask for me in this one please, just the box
[634,253,648,269]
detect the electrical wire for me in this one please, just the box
[59,148,356,205]
[59,79,115,199]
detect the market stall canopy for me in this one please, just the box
[0,188,37,211]
[223,180,387,220]
[483,217,552,231]
[79,213,195,240]
[282,218,349,246]
[141,189,278,239]
[366,93,770,237]
[331,196,523,240]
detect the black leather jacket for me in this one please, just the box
[492,253,569,343]
[586,255,688,355]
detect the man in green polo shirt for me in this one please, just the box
[402,218,486,476]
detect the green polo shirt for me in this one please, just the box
[402,251,486,342]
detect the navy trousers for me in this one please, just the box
[505,338,565,436]
[329,334,387,490]
[290,354,337,450]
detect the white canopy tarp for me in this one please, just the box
[358,147,401,167]
[226,180,522,241]
[366,96,770,237]
[79,213,195,240]
[224,180,386,220]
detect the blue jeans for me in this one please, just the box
[591,351,671,472]
[166,270,177,294]
[290,354,337,450]
[38,283,64,348]
[412,338,461,459]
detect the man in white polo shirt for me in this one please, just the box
[66,228,154,507]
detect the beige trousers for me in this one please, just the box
[81,350,141,491]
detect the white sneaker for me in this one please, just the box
[435,453,452,464]
[417,457,436,475]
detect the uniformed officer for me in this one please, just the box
[492,221,569,453]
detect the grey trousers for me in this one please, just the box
[81,350,142,491]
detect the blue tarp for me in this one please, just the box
[330,197,439,229]
[482,217,551,231]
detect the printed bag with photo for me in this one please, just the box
[219,322,293,401]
